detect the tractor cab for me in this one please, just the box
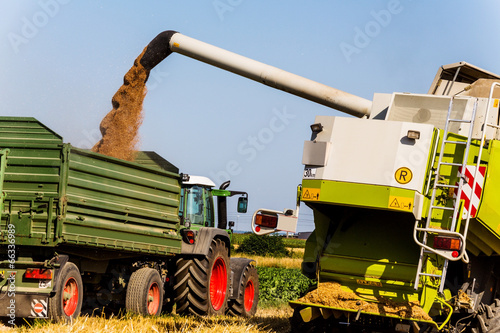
[180,175,216,228]
[180,174,248,231]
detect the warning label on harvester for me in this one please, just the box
[302,188,320,201]
[388,196,413,212]
[394,167,413,184]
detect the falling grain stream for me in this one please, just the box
[92,48,149,161]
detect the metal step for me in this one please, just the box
[443,140,467,145]
[434,183,459,189]
[419,273,443,278]
[439,162,464,167]
[430,205,454,211]
[448,118,472,123]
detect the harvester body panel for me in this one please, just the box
[302,116,435,194]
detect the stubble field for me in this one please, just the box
[2,235,309,333]
[4,306,293,333]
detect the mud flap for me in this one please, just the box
[0,293,49,319]
[30,297,49,318]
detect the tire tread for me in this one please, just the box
[174,239,229,316]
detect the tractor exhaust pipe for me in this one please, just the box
[140,31,372,118]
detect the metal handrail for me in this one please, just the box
[460,82,500,263]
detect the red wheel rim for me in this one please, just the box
[62,277,79,316]
[209,257,227,311]
[147,282,160,315]
[244,279,255,312]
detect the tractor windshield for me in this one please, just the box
[181,185,214,227]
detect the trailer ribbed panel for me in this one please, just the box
[63,148,182,254]
[66,148,180,229]
[0,117,182,256]
[2,149,62,198]
[0,118,62,241]
[0,117,62,147]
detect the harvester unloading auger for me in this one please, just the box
[140,31,500,332]
[139,30,372,117]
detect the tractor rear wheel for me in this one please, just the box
[174,238,229,316]
[125,267,163,316]
[227,264,259,317]
[48,262,83,322]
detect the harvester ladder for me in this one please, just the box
[413,97,478,292]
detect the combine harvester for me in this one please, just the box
[135,31,500,332]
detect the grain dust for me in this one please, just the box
[297,282,432,321]
[92,47,149,161]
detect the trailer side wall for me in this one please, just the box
[0,117,182,256]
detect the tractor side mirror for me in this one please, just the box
[237,197,248,213]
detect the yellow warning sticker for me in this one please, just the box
[356,279,383,287]
[394,167,413,184]
[495,99,499,108]
[302,188,320,201]
[388,196,414,212]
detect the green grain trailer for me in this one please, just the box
[0,117,257,322]
[129,31,500,332]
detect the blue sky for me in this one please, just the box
[2,1,500,232]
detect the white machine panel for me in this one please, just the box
[302,116,435,193]
[386,93,499,141]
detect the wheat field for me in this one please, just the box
[232,248,304,270]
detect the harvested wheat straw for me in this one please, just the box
[297,282,432,321]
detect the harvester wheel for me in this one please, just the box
[174,238,229,316]
[475,299,500,333]
[125,267,163,316]
[48,262,83,322]
[227,264,259,317]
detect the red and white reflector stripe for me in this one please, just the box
[454,166,486,218]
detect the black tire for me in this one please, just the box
[475,299,500,333]
[125,267,163,316]
[174,238,229,316]
[227,264,259,317]
[48,262,83,322]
